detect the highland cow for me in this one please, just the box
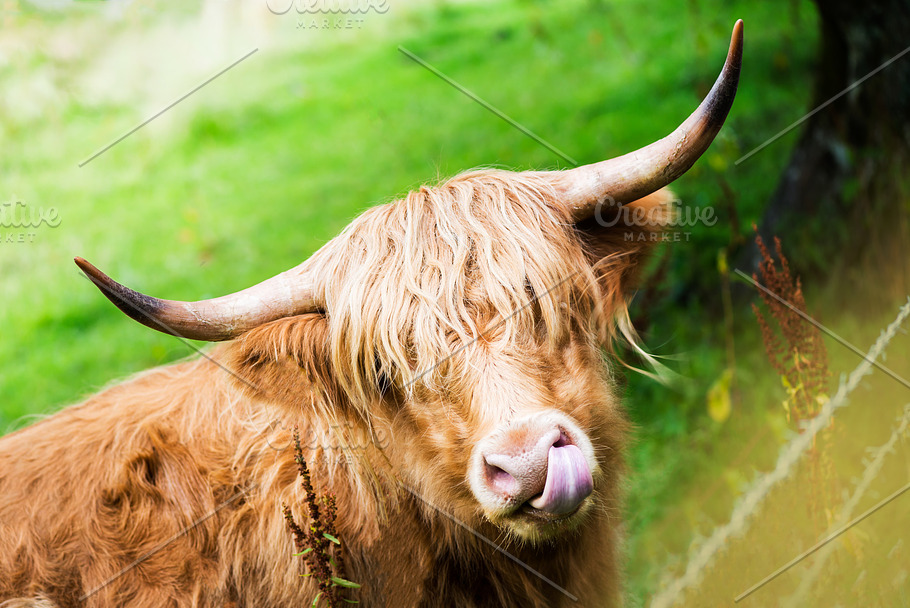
[0,22,741,608]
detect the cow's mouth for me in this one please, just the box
[501,439,595,527]
[518,500,584,524]
[526,438,593,514]
[470,413,598,538]
[493,492,592,540]
[482,431,594,513]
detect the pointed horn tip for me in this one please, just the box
[72,256,317,342]
[74,256,107,284]
[74,255,93,272]
[74,256,126,295]
[729,19,744,64]
[705,19,743,125]
[74,256,161,315]
[73,257,196,338]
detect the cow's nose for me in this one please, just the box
[482,428,593,515]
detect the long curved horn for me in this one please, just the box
[551,19,743,221]
[75,257,320,341]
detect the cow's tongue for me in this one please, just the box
[528,444,593,515]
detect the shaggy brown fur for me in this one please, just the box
[0,170,670,607]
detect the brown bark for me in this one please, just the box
[745,0,910,293]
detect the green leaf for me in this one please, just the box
[331,576,362,589]
[716,249,729,276]
[311,591,322,608]
[323,533,341,545]
[707,367,733,423]
[293,548,314,556]
[342,599,360,604]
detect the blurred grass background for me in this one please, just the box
[1,0,909,605]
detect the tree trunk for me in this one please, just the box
[744,0,910,299]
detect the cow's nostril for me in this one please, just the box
[484,461,517,495]
[478,425,593,513]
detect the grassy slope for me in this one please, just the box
[13,1,907,605]
[1,0,813,424]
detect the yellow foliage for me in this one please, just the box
[707,368,734,423]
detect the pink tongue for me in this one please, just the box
[529,444,593,515]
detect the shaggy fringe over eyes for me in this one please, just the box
[311,169,655,406]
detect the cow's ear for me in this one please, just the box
[574,188,674,292]
[222,313,343,411]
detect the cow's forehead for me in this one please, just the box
[310,169,612,400]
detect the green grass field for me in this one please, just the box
[3,0,909,605]
[1,0,814,427]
